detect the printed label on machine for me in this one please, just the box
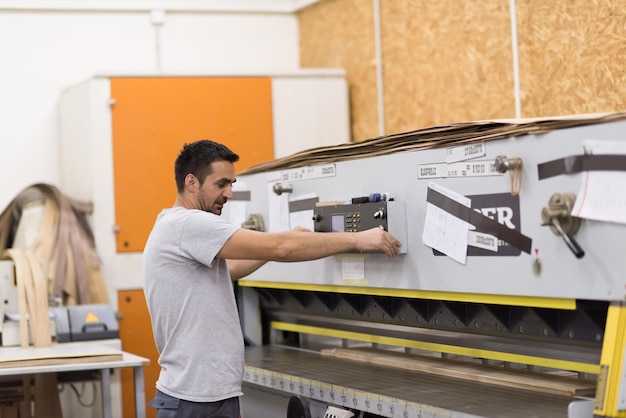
[417,160,502,179]
[432,192,522,257]
[445,141,486,163]
[281,163,337,182]
[468,231,499,252]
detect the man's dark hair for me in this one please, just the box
[174,140,240,192]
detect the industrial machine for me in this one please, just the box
[229,113,626,418]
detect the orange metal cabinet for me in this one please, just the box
[118,289,159,418]
[110,77,274,253]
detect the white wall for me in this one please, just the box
[0,0,301,211]
[1,0,352,313]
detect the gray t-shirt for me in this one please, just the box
[143,207,242,402]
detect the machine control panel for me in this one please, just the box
[313,200,407,254]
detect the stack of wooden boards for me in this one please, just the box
[2,249,51,349]
[0,183,108,308]
[240,112,626,175]
[0,184,115,417]
[321,347,596,398]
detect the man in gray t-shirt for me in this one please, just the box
[143,140,401,418]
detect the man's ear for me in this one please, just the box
[184,173,197,192]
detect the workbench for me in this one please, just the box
[0,343,149,418]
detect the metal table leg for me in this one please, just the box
[134,365,146,418]
[101,368,111,418]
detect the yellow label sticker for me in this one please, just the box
[84,312,100,323]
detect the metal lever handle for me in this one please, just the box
[272,182,293,196]
[550,218,585,259]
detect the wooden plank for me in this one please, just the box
[3,250,31,349]
[34,374,62,418]
[25,253,51,348]
[2,249,52,348]
[321,347,596,397]
[0,345,123,369]
[21,376,31,418]
[0,354,123,369]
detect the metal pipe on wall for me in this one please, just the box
[509,0,522,118]
[150,9,165,72]
[373,0,385,136]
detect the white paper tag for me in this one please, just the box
[341,255,365,281]
[446,142,486,163]
[281,164,336,182]
[418,160,502,179]
[422,182,471,264]
[468,231,499,252]
[572,140,626,225]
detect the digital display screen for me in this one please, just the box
[331,214,345,232]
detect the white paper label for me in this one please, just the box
[468,231,499,252]
[418,160,502,179]
[572,140,626,225]
[281,164,336,182]
[446,142,486,163]
[422,182,471,264]
[341,256,366,280]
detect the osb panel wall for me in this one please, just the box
[298,0,378,141]
[517,0,626,117]
[299,0,626,141]
[381,0,515,134]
